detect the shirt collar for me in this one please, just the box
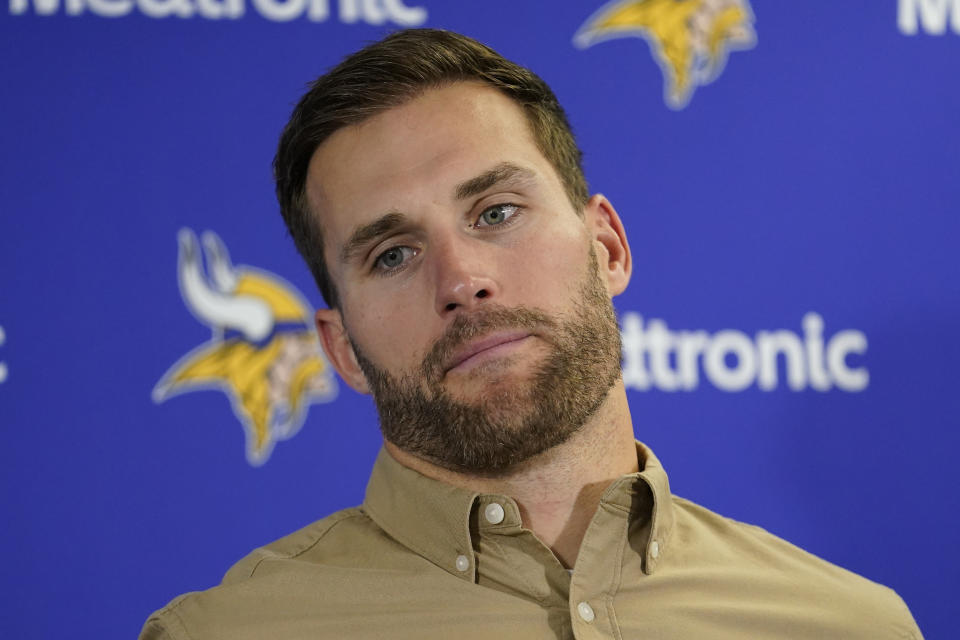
[576,441,675,575]
[362,441,676,581]
[363,448,480,581]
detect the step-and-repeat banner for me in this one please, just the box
[2,2,957,637]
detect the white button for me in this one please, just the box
[455,555,469,572]
[484,502,505,524]
[650,540,660,559]
[577,601,595,622]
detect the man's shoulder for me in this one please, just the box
[670,494,882,584]
[139,505,421,640]
[221,505,371,583]
[666,495,921,638]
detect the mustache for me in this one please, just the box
[421,305,556,380]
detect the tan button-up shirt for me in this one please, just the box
[141,443,922,639]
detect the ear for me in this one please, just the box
[315,308,371,395]
[584,194,632,296]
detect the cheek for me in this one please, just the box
[506,224,589,302]
[342,293,436,369]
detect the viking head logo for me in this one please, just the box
[575,0,756,109]
[153,229,337,466]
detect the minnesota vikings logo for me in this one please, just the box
[575,0,756,109]
[153,229,337,466]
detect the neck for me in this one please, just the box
[384,380,638,569]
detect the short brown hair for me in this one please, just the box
[274,28,589,309]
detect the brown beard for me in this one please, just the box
[350,248,622,475]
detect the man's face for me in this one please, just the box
[307,82,623,473]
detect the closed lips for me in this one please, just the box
[446,331,533,372]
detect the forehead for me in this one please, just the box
[304,81,558,247]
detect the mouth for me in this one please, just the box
[445,331,534,374]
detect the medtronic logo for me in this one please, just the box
[898,0,960,35]
[8,0,426,24]
[620,312,869,392]
[574,0,756,109]
[153,230,337,466]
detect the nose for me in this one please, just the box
[432,239,500,316]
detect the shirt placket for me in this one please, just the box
[472,495,572,611]
[568,500,631,640]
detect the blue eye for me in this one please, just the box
[477,203,519,227]
[374,246,414,272]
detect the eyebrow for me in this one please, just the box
[339,162,538,265]
[454,162,536,201]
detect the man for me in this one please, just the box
[141,29,922,639]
